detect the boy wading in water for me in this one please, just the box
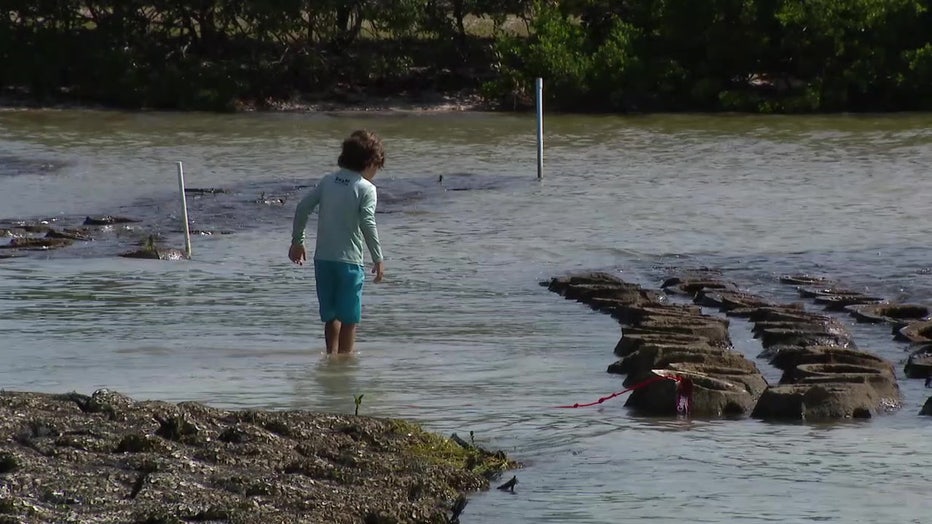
[289,130,386,354]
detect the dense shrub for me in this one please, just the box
[484,0,932,112]
[2,0,932,112]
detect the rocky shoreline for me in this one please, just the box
[244,90,492,114]
[0,390,516,524]
[0,89,494,114]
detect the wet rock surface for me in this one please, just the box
[45,228,93,241]
[118,235,188,261]
[545,272,767,418]
[0,218,139,258]
[0,390,516,524]
[0,155,68,178]
[83,215,140,226]
[921,397,932,416]
[904,345,932,379]
[897,320,932,344]
[0,237,73,251]
[546,268,915,422]
[751,383,879,420]
[679,274,898,420]
[846,303,930,329]
[779,274,833,286]
[120,247,188,261]
[768,346,894,376]
[777,275,932,414]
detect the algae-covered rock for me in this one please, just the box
[904,345,932,379]
[0,237,73,250]
[625,373,754,417]
[767,346,894,375]
[898,321,932,344]
[120,247,187,261]
[0,390,516,524]
[83,215,139,226]
[45,228,92,241]
[779,274,832,286]
[119,235,188,261]
[921,397,932,416]
[751,383,895,421]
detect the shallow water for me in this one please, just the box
[1,109,931,523]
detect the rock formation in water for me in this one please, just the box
[778,275,932,389]
[544,270,905,422]
[904,344,932,379]
[545,272,767,418]
[847,303,930,332]
[83,215,140,226]
[119,234,187,260]
[897,320,932,345]
[0,236,73,251]
[0,389,516,523]
[0,218,132,256]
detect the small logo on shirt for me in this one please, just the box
[335,176,351,186]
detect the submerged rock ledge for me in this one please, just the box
[0,389,515,524]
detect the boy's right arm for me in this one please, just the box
[291,184,322,246]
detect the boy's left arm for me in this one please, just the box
[359,185,384,281]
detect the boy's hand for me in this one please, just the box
[372,261,385,283]
[288,244,306,265]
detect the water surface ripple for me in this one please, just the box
[1,111,930,523]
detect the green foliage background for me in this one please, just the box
[2,0,931,112]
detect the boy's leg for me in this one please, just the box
[324,320,341,354]
[337,323,357,354]
[334,262,365,354]
[315,259,340,353]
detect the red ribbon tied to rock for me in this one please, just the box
[555,369,693,415]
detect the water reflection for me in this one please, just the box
[289,353,362,414]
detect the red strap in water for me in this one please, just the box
[554,375,666,408]
[675,376,693,416]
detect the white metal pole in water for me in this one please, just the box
[176,161,193,259]
[536,77,544,179]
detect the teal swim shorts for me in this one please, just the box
[313,258,365,324]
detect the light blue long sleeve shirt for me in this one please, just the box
[291,168,383,266]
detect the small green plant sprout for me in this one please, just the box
[354,394,364,416]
